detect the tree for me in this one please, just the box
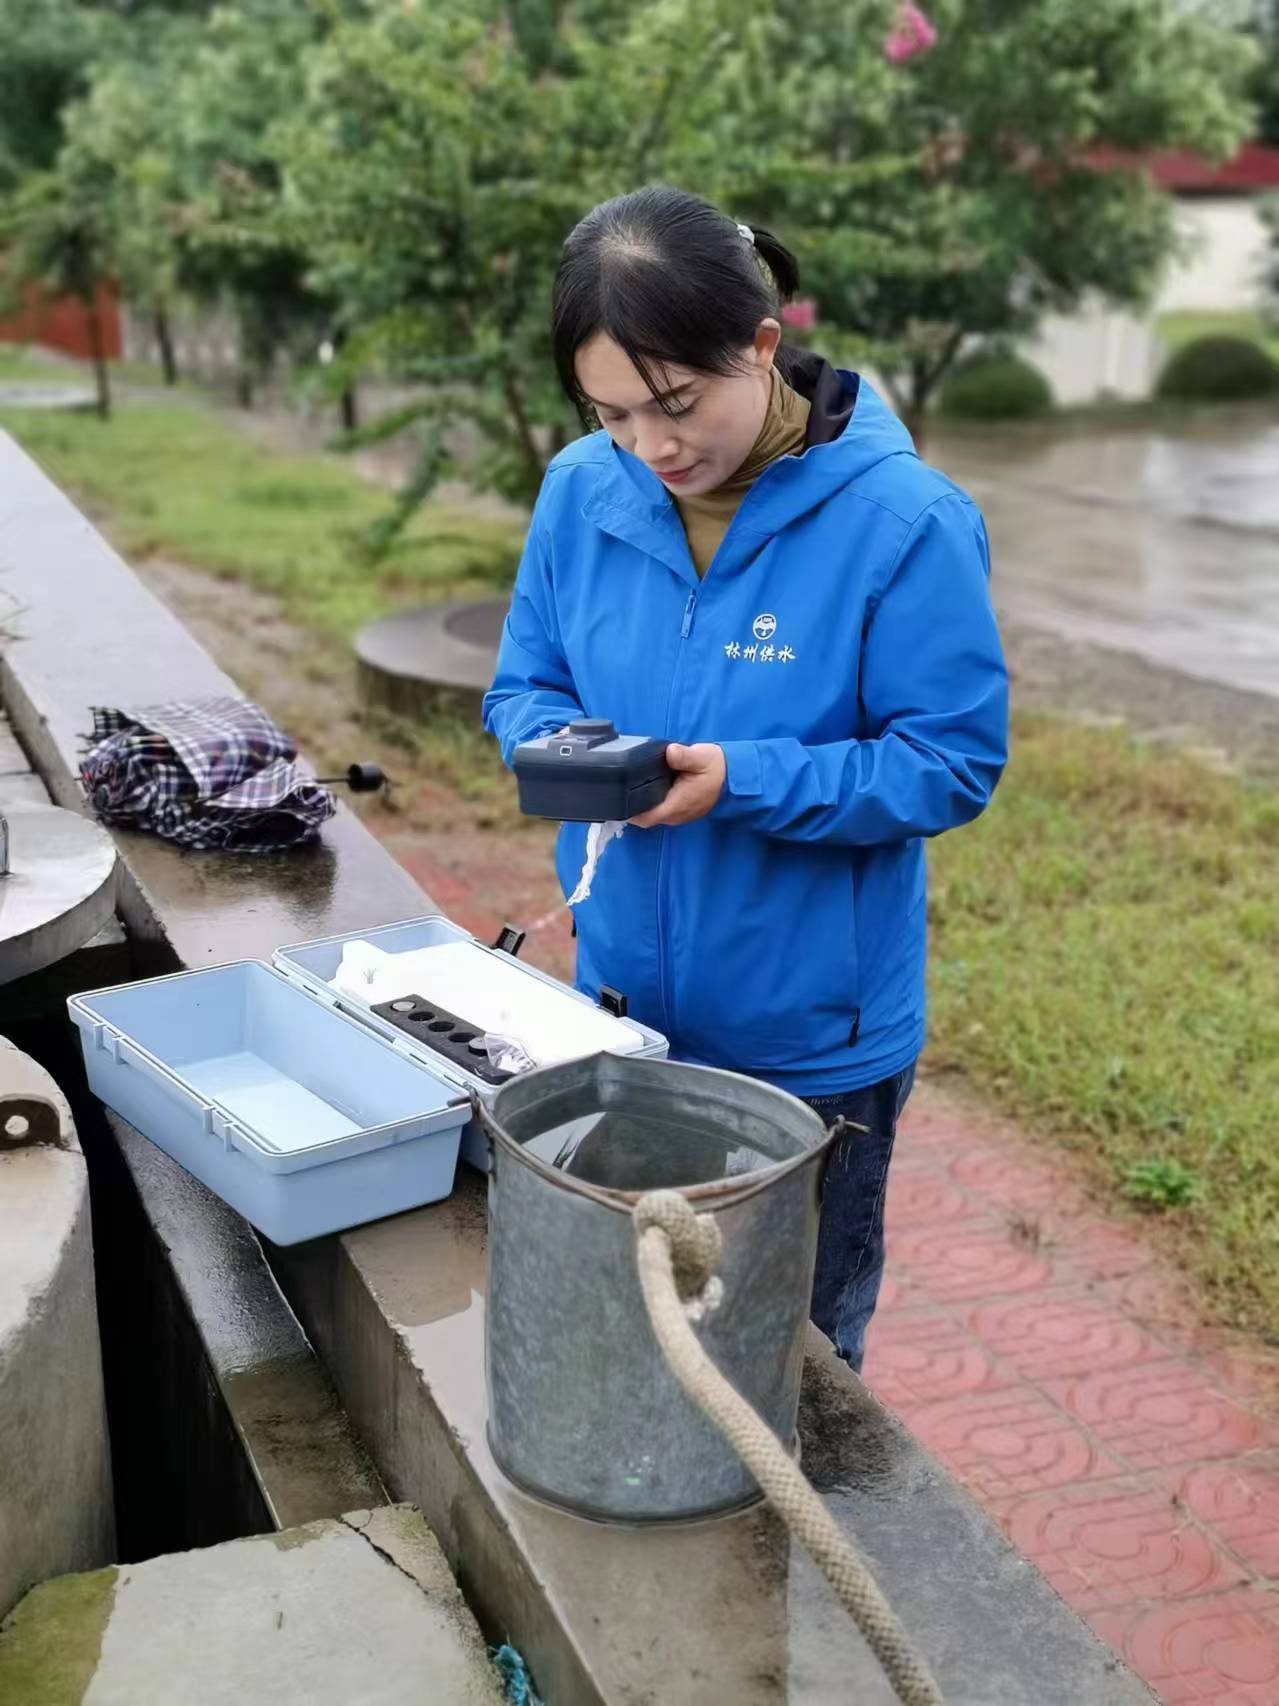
[156,0,334,407]
[273,0,1255,538]
[1262,196,1279,316]
[826,0,1258,434]
[57,32,203,386]
[0,162,118,416]
[270,0,905,538]
[51,1,336,405]
[1,0,319,401]
[0,0,213,188]
[1253,1,1279,145]
[0,0,113,188]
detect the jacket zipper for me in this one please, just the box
[656,588,697,1036]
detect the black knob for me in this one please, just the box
[567,719,616,740]
[345,763,385,793]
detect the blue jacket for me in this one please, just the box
[483,372,1008,1095]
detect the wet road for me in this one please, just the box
[933,414,1279,701]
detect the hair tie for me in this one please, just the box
[736,222,755,246]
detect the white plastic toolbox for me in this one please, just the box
[69,914,668,1240]
[273,914,668,1172]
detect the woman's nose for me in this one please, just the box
[634,419,681,466]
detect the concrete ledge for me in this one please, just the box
[355,598,507,721]
[0,432,429,978]
[0,718,129,1022]
[275,1172,1153,1706]
[0,1505,504,1705]
[0,432,418,1555]
[0,1043,113,1617]
[98,1111,386,1553]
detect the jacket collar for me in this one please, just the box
[581,363,911,582]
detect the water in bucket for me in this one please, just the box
[514,1092,806,1192]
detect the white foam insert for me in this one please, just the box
[331,939,643,1068]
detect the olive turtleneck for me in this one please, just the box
[673,365,811,576]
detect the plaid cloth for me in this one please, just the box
[81,698,336,853]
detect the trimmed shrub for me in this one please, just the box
[939,353,1054,421]
[1156,335,1279,402]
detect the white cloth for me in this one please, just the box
[565,819,625,907]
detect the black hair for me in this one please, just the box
[551,184,801,417]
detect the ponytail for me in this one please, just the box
[749,225,801,303]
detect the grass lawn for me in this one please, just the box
[3,391,1277,1335]
[0,396,523,639]
[929,719,1279,1337]
[0,343,89,385]
[1157,309,1279,366]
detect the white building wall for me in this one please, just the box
[1018,196,1271,405]
[1022,303,1162,405]
[1156,197,1271,314]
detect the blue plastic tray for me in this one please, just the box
[69,960,469,1245]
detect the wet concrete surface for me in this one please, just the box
[355,602,496,718]
[275,1171,1153,1706]
[0,432,427,978]
[0,804,118,986]
[0,1506,503,1705]
[0,437,400,1555]
[103,1112,385,1542]
[933,412,1279,702]
[0,1043,114,1616]
[1001,620,1279,783]
[0,717,130,1019]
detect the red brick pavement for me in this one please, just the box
[874,1096,1279,1705]
[384,836,1279,1704]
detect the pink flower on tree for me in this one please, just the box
[884,3,937,63]
[781,298,818,331]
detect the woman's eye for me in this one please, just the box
[666,400,697,420]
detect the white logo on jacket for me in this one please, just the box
[725,617,795,665]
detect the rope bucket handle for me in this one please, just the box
[633,1189,944,1706]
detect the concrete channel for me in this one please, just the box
[0,1041,113,1619]
[0,429,1154,1702]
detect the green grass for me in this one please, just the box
[1157,309,1279,367]
[0,343,86,385]
[929,714,1279,1337]
[0,397,523,638]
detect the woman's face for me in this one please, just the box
[575,321,781,498]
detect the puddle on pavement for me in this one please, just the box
[933,416,1279,701]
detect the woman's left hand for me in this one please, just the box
[630,742,727,828]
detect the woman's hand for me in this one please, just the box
[630,743,727,828]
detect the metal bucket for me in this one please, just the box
[481,1052,834,1523]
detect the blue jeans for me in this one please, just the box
[804,1063,917,1374]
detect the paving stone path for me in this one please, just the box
[878,1092,1279,1706]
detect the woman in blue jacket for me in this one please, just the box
[484,186,1008,1372]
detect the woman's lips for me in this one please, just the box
[656,461,701,486]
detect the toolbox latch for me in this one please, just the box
[598,985,628,1019]
[492,924,527,958]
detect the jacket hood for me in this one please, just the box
[585,361,917,557]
